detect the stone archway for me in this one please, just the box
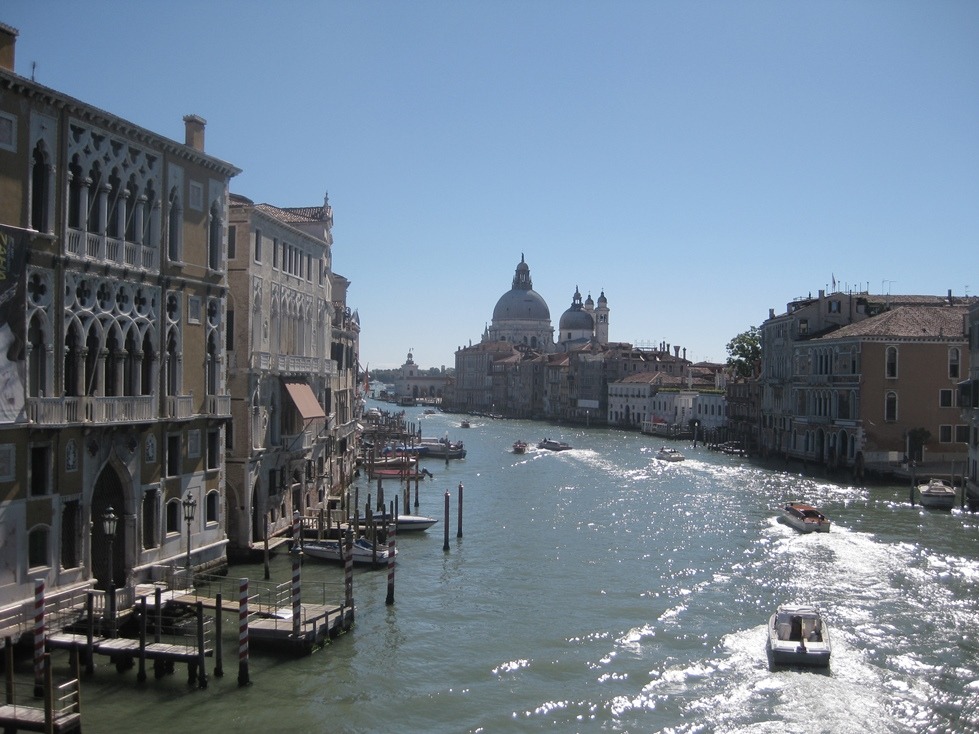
[90,463,126,590]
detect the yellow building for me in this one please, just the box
[0,23,239,627]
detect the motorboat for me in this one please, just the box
[780,501,831,533]
[360,513,438,532]
[655,447,685,462]
[301,537,395,565]
[538,438,573,452]
[768,604,831,668]
[917,479,956,510]
[512,440,528,454]
[418,437,466,459]
[460,420,471,428]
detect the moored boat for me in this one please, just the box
[768,604,831,668]
[917,479,956,510]
[512,440,528,454]
[655,446,685,462]
[418,437,466,459]
[780,501,831,533]
[538,438,573,452]
[302,537,395,565]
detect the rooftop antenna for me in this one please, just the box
[31,61,36,82]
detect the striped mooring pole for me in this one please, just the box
[238,578,250,686]
[344,526,354,626]
[386,497,397,605]
[292,512,302,637]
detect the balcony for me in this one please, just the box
[281,431,313,451]
[27,395,155,426]
[207,394,232,417]
[166,395,194,420]
[66,228,159,273]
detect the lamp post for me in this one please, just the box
[182,493,197,571]
[102,506,118,587]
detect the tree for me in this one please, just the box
[726,327,761,379]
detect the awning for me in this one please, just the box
[284,381,326,420]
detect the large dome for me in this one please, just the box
[492,255,551,321]
[493,289,551,321]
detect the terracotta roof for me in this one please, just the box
[254,203,319,224]
[816,305,969,340]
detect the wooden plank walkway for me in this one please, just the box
[0,703,81,733]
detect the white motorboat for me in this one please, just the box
[768,604,831,668]
[390,514,438,532]
[538,438,573,451]
[302,537,395,565]
[655,447,685,462]
[780,501,831,533]
[917,479,956,510]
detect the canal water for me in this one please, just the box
[49,404,979,732]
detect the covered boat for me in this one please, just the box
[917,479,956,510]
[780,501,831,533]
[768,604,831,668]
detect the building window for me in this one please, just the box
[885,346,898,379]
[61,501,80,569]
[189,181,204,211]
[255,230,263,264]
[188,296,202,324]
[0,112,15,152]
[166,498,181,534]
[206,429,220,470]
[940,424,953,443]
[30,445,51,496]
[166,434,181,477]
[188,430,201,459]
[940,389,954,408]
[828,300,841,314]
[28,527,49,569]
[142,490,159,549]
[208,201,222,271]
[227,225,236,260]
[884,391,898,422]
[226,309,235,352]
[949,348,961,379]
[955,424,969,443]
[205,489,219,524]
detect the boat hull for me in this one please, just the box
[918,481,955,510]
[302,538,394,565]
[780,502,831,533]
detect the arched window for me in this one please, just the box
[27,314,47,397]
[31,143,51,233]
[885,391,898,422]
[885,346,898,379]
[205,489,220,524]
[28,526,50,568]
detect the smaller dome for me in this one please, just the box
[597,290,607,305]
[560,308,594,331]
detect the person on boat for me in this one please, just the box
[789,615,803,641]
[808,623,822,642]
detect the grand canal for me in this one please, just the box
[49,404,979,732]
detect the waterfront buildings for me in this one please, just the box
[224,194,355,558]
[962,301,979,501]
[389,351,450,403]
[756,289,973,471]
[0,22,240,622]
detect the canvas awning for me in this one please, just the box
[284,381,326,420]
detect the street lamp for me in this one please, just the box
[102,506,118,588]
[182,493,197,570]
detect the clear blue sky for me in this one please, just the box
[5,1,978,370]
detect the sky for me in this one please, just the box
[5,1,978,370]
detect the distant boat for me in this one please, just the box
[418,437,467,459]
[538,438,573,452]
[512,440,528,454]
[655,447,685,462]
[779,501,831,533]
[460,420,471,428]
[917,479,956,510]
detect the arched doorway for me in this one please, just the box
[90,464,126,590]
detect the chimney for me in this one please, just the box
[674,345,680,358]
[0,23,18,72]
[183,114,206,152]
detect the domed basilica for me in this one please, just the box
[482,255,609,352]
